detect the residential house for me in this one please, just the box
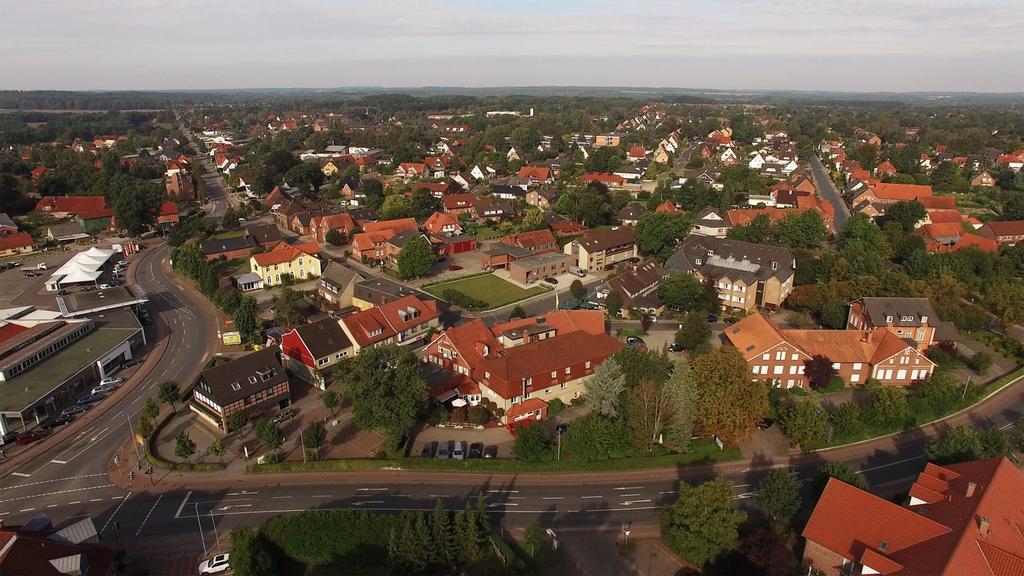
[652,145,671,165]
[802,457,1024,576]
[613,166,643,181]
[339,294,440,351]
[655,201,679,214]
[580,172,626,187]
[916,223,999,253]
[201,224,282,261]
[692,208,731,238]
[971,170,996,187]
[0,232,34,256]
[724,313,934,389]
[395,162,427,179]
[35,196,113,232]
[517,165,553,187]
[502,229,558,254]
[232,273,264,292]
[564,226,638,272]
[480,228,557,270]
[851,182,935,217]
[508,251,576,284]
[594,134,621,147]
[423,212,477,255]
[506,147,521,163]
[316,262,364,309]
[627,145,646,161]
[310,212,356,244]
[847,297,959,350]
[46,222,90,243]
[249,242,322,286]
[470,164,496,181]
[442,194,477,218]
[525,188,557,210]
[874,159,897,178]
[190,348,291,432]
[423,310,623,425]
[978,220,1024,246]
[594,261,665,316]
[165,171,195,201]
[666,235,795,312]
[351,277,421,310]
[490,185,526,201]
[351,218,420,262]
[0,213,18,234]
[280,318,353,389]
[996,149,1024,172]
[618,203,647,226]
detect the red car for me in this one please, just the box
[448,265,463,272]
[15,430,48,446]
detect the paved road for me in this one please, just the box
[809,155,851,228]
[178,123,236,220]
[0,243,215,531]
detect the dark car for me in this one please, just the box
[625,336,647,350]
[76,393,106,406]
[448,264,463,272]
[668,342,684,352]
[437,440,454,459]
[15,430,48,446]
[468,442,484,459]
[756,418,775,431]
[120,358,142,369]
[61,405,88,417]
[483,445,498,459]
[40,414,74,430]
[0,432,18,446]
[23,271,40,278]
[420,441,438,458]
[543,277,558,284]
[706,314,718,323]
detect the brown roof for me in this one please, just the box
[197,348,288,406]
[576,226,635,252]
[501,229,556,250]
[983,220,1024,238]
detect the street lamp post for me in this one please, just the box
[622,521,632,545]
[121,410,142,468]
[195,502,208,557]
[209,509,220,548]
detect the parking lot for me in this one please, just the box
[410,424,514,459]
[0,243,132,310]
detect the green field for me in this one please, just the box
[424,273,549,310]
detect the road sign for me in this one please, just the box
[222,331,241,345]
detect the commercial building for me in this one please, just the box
[803,457,1024,576]
[508,252,576,285]
[666,235,795,312]
[563,226,638,272]
[847,297,959,351]
[190,348,291,432]
[0,516,113,576]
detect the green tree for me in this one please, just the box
[692,347,769,443]
[524,522,546,557]
[322,389,340,415]
[110,176,165,236]
[207,439,226,463]
[812,461,867,499]
[361,179,386,212]
[880,200,927,232]
[174,430,196,462]
[507,305,527,321]
[660,477,746,567]
[429,500,458,567]
[803,355,838,391]
[664,361,699,452]
[335,345,427,450]
[253,419,283,454]
[232,296,262,344]
[380,194,413,220]
[604,290,623,318]
[227,410,248,434]
[756,468,802,529]
[301,420,327,460]
[158,381,180,411]
[864,386,908,427]
[658,273,713,311]
[136,415,154,438]
[838,214,890,277]
[583,358,625,418]
[780,400,829,450]
[324,228,345,246]
[396,236,435,280]
[635,211,691,260]
[229,526,278,576]
[284,162,325,197]
[674,311,711,354]
[828,403,865,439]
[628,378,675,452]
[569,279,586,300]
[272,287,305,326]
[513,421,551,462]
[142,397,159,420]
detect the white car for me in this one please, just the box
[99,284,112,289]
[91,384,116,395]
[198,553,231,574]
[99,376,123,387]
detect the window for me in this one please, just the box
[897,369,907,380]
[789,365,798,375]
[773,365,784,375]
[851,374,860,383]
[565,366,571,375]
[852,362,862,371]
[560,382,566,390]
[775,350,786,361]
[791,353,799,361]
[916,329,926,341]
[900,355,910,365]
[762,353,770,360]
[585,361,591,369]
[484,371,491,379]
[832,363,840,370]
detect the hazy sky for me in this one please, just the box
[3,0,1022,92]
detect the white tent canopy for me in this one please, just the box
[45,248,116,292]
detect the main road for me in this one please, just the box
[809,155,852,228]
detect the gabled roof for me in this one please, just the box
[872,182,934,201]
[289,317,352,360]
[319,261,362,290]
[501,229,556,250]
[722,313,793,360]
[251,242,320,267]
[35,195,108,216]
[362,218,418,235]
[198,348,287,406]
[517,165,551,181]
[423,211,460,234]
[342,294,437,347]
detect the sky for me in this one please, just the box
[2,0,1022,92]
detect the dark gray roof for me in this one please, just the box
[666,235,794,285]
[491,185,525,198]
[0,212,17,230]
[576,226,636,253]
[292,318,352,360]
[202,235,253,256]
[857,297,941,328]
[387,229,425,249]
[618,203,647,220]
[198,348,287,406]
[319,262,362,290]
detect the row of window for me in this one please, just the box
[3,324,93,378]
[875,368,929,381]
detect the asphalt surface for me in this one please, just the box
[809,155,851,228]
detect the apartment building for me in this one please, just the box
[563,226,638,272]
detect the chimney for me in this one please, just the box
[966,482,977,498]
[979,516,991,537]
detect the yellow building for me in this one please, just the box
[249,242,322,287]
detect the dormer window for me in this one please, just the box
[695,258,702,265]
[771,261,778,270]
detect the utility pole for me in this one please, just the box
[210,509,220,548]
[300,424,307,464]
[121,410,142,468]
[195,502,208,557]
[962,376,972,401]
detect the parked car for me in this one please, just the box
[271,408,297,423]
[448,264,463,272]
[667,342,684,352]
[91,384,117,396]
[420,441,438,458]
[543,277,558,284]
[15,430,48,445]
[706,314,718,323]
[483,445,498,459]
[569,266,587,278]
[40,414,74,430]
[437,440,454,459]
[23,271,40,278]
[452,441,467,460]
[120,358,142,369]
[99,376,123,387]
[61,405,88,417]
[36,263,47,270]
[468,442,483,459]
[0,432,18,446]
[198,553,231,574]
[99,284,112,289]
[625,336,647,350]
[76,393,106,406]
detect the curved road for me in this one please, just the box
[2,241,1022,560]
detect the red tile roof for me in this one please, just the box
[0,232,33,251]
[341,294,438,347]
[581,172,626,186]
[916,196,958,210]
[500,229,556,250]
[35,195,108,216]
[655,201,679,213]
[251,242,319,267]
[362,218,418,235]
[423,212,460,235]
[518,165,551,181]
[926,209,964,224]
[0,322,28,343]
[872,182,934,201]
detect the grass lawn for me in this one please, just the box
[210,230,244,240]
[424,273,550,310]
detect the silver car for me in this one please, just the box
[452,441,467,460]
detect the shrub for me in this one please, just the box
[828,403,864,440]
[450,406,468,424]
[467,405,491,426]
[971,351,993,375]
[547,398,566,416]
[864,387,908,428]
[779,400,828,450]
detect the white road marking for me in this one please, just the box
[271,496,292,499]
[621,493,641,497]
[11,472,31,478]
[859,455,926,474]
[18,508,34,513]
[487,502,518,508]
[311,494,332,498]
[580,496,602,499]
[735,492,756,500]
[0,484,117,505]
[658,491,677,495]
[1,473,107,491]
[541,496,564,500]
[487,489,519,493]
[50,460,68,464]
[613,486,644,490]
[100,490,133,534]
[429,494,451,498]
[218,504,252,511]
[46,504,58,508]
[69,501,80,504]
[174,491,192,519]
[357,488,389,492]
[621,500,652,506]
[353,501,384,506]
[90,498,102,502]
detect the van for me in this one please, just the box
[569,266,586,278]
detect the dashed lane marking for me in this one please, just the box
[174,491,192,519]
[136,494,164,536]
[100,490,132,534]
[0,484,117,505]
[1,473,107,491]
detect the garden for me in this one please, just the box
[424,273,550,310]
